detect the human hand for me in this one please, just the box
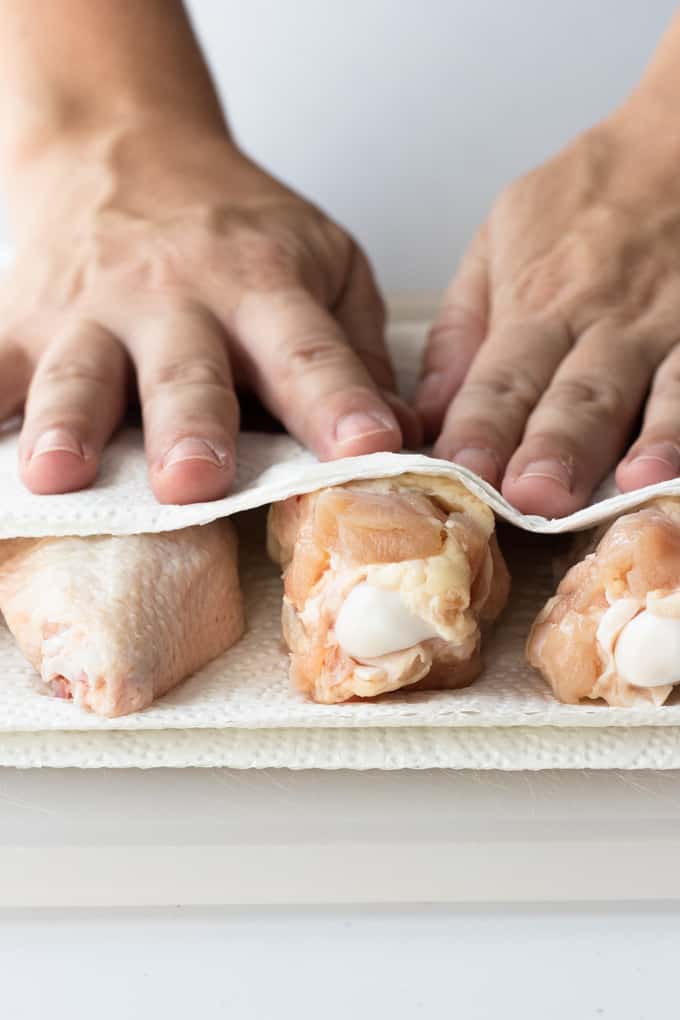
[415,99,680,517]
[1,126,418,503]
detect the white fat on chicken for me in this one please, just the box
[334,582,440,659]
[614,610,680,688]
[595,596,680,699]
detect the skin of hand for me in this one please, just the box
[415,12,680,518]
[0,1,418,505]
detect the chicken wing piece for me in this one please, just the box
[527,498,680,707]
[268,474,510,703]
[0,521,244,717]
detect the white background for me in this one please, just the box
[0,1,677,290]
[188,0,676,290]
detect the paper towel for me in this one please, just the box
[1,724,678,770]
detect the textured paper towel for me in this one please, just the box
[2,320,680,769]
[3,512,680,740]
[2,725,679,770]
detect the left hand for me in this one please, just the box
[415,100,680,517]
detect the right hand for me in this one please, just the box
[1,125,419,504]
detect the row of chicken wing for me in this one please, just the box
[0,474,674,716]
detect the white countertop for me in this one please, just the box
[2,766,679,1018]
[2,901,677,1020]
[2,766,680,907]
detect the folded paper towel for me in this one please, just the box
[0,423,676,539]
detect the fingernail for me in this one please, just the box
[334,411,396,445]
[162,438,226,470]
[627,442,680,473]
[447,446,500,483]
[31,428,83,460]
[519,458,572,491]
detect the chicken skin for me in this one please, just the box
[268,474,510,703]
[0,522,244,717]
[528,499,680,707]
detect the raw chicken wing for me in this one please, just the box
[0,522,244,717]
[528,499,680,706]
[268,474,509,703]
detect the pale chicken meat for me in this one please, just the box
[268,474,510,703]
[528,498,680,707]
[0,522,244,717]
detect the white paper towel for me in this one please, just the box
[1,724,678,771]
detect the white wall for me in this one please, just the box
[1,2,676,291]
[188,0,676,291]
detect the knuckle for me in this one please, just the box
[148,297,208,328]
[508,244,607,322]
[136,300,228,348]
[230,232,299,288]
[462,364,544,416]
[509,262,567,316]
[153,356,231,391]
[279,334,346,377]
[544,376,626,419]
[36,357,112,389]
[89,222,183,292]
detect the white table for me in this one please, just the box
[1,767,678,1018]
[2,766,680,907]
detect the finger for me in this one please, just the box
[380,390,422,450]
[0,338,32,421]
[333,246,394,388]
[229,287,402,459]
[432,317,571,485]
[503,323,653,516]
[414,229,489,439]
[334,247,422,449]
[20,322,127,494]
[616,344,680,491]
[131,303,239,505]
